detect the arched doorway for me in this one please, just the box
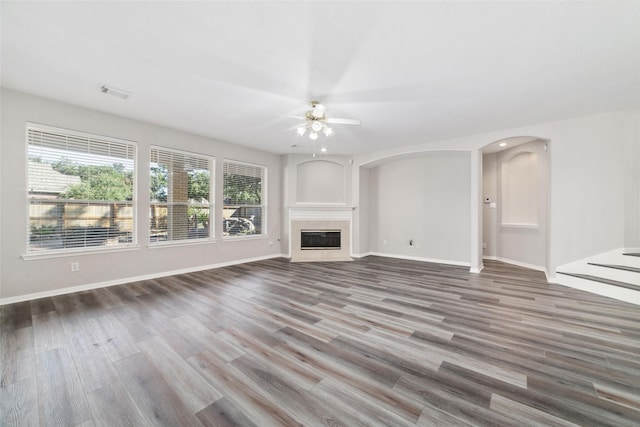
[481,136,551,277]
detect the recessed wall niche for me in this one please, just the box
[296,160,345,204]
[501,151,538,225]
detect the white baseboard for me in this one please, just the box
[369,252,470,267]
[470,264,484,274]
[484,256,549,280]
[485,256,546,272]
[0,253,287,306]
[351,252,372,259]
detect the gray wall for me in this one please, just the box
[296,160,346,203]
[356,167,371,255]
[1,88,282,301]
[548,112,627,268]
[624,111,640,248]
[482,153,498,257]
[369,151,471,264]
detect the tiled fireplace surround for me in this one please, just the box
[289,206,353,262]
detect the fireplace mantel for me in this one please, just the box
[288,205,354,221]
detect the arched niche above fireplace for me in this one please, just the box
[296,160,346,204]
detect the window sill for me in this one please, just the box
[500,223,539,229]
[22,244,140,260]
[222,234,267,242]
[148,239,217,249]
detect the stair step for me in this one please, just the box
[623,252,640,257]
[620,253,640,269]
[587,263,640,274]
[557,272,640,292]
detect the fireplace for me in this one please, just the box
[301,230,341,250]
[288,207,353,262]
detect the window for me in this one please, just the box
[223,160,266,237]
[27,124,136,253]
[150,147,213,243]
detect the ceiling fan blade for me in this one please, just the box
[280,115,306,120]
[326,117,361,125]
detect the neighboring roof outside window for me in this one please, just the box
[27,160,81,196]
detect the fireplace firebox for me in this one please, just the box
[301,230,341,250]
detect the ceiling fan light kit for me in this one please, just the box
[289,101,360,142]
[311,120,323,132]
[296,118,332,140]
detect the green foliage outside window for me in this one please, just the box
[53,158,133,201]
[223,173,261,204]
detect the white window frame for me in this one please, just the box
[223,159,267,239]
[23,123,138,258]
[149,146,215,246]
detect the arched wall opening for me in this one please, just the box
[356,150,472,266]
[352,138,549,275]
[481,136,551,276]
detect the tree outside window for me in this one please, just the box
[223,160,265,236]
[150,148,213,243]
[27,126,136,252]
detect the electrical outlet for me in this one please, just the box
[483,242,487,249]
[409,239,414,246]
[383,239,387,245]
[71,262,80,272]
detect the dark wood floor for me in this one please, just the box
[2,256,640,426]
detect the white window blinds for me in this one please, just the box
[150,147,213,243]
[27,124,136,252]
[223,160,266,236]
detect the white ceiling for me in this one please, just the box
[2,1,639,155]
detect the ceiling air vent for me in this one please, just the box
[100,85,131,99]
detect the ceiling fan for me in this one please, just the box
[285,101,361,140]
